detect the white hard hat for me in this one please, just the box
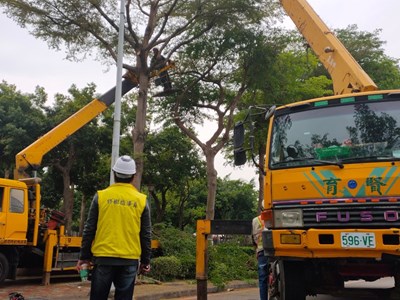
[112,155,136,177]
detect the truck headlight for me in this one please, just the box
[274,209,303,228]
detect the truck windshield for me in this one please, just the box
[270,100,400,169]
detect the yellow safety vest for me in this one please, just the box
[91,183,147,259]
[256,215,265,253]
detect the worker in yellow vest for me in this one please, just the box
[77,155,152,300]
[252,213,268,300]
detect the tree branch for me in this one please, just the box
[88,0,119,32]
[126,0,140,46]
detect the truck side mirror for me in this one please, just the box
[234,122,245,148]
[234,148,247,166]
[233,122,247,166]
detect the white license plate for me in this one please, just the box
[340,232,376,248]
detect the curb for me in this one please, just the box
[134,281,258,300]
[4,279,258,300]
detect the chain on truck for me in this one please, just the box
[0,62,175,285]
[234,0,400,299]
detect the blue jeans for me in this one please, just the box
[258,253,269,300]
[90,263,139,300]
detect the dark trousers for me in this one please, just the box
[159,71,172,90]
[90,262,139,300]
[257,252,269,300]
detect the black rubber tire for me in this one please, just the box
[275,260,306,300]
[0,252,9,284]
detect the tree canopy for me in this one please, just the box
[0,81,47,178]
[143,125,205,225]
[0,0,281,195]
[335,25,400,89]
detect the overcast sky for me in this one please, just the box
[1,0,400,181]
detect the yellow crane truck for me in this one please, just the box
[234,0,400,299]
[0,76,138,285]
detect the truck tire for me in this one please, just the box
[270,260,306,300]
[0,252,9,284]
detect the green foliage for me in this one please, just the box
[296,75,333,100]
[149,256,182,281]
[271,48,332,103]
[153,224,197,257]
[0,81,47,177]
[157,175,258,230]
[179,255,197,279]
[143,126,204,189]
[143,126,206,226]
[215,177,258,220]
[0,0,280,72]
[208,262,229,289]
[149,224,257,285]
[150,254,196,281]
[40,168,63,209]
[239,28,290,92]
[149,224,197,280]
[163,178,208,230]
[335,24,400,89]
[208,242,257,288]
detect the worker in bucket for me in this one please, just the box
[150,47,173,91]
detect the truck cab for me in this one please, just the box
[0,179,29,244]
[234,0,400,298]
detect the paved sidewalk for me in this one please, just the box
[1,277,257,300]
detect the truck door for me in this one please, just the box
[0,186,28,242]
[5,188,28,241]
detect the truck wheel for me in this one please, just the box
[0,252,9,283]
[270,260,305,300]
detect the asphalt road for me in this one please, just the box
[169,277,395,300]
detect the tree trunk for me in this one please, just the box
[177,192,189,230]
[205,151,217,220]
[172,84,245,222]
[161,190,167,222]
[152,191,162,223]
[54,143,75,233]
[79,193,86,236]
[132,70,149,190]
[61,174,74,233]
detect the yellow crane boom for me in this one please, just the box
[14,77,137,179]
[280,0,378,94]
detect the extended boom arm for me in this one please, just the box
[14,77,138,179]
[280,0,378,94]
